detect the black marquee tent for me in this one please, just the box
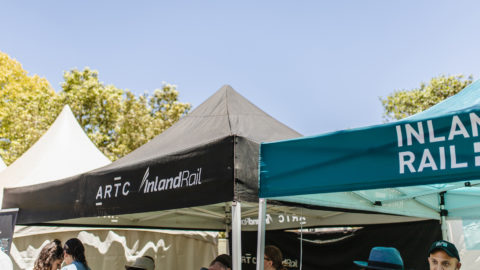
[4,85,427,230]
[3,85,303,229]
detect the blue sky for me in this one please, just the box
[2,1,480,135]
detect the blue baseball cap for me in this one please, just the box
[354,247,404,270]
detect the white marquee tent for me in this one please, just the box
[0,106,216,270]
[0,106,111,190]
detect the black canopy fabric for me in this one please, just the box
[3,85,301,227]
[240,220,442,270]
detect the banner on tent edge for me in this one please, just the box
[86,137,235,217]
[4,137,235,224]
[260,110,480,197]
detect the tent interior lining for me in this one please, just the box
[262,179,480,219]
[27,201,427,231]
[271,180,480,220]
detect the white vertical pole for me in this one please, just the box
[439,192,450,241]
[441,215,449,241]
[256,198,267,270]
[232,201,242,270]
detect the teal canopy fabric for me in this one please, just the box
[259,80,480,219]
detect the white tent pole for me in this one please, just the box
[439,192,450,241]
[232,201,242,270]
[441,215,449,241]
[256,199,267,270]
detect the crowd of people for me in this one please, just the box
[10,237,461,270]
[196,240,463,270]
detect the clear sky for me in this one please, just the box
[2,1,480,136]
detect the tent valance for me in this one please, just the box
[260,107,480,198]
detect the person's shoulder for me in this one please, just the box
[0,250,13,270]
[61,264,78,270]
[64,262,91,270]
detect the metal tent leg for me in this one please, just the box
[232,201,242,270]
[256,199,266,270]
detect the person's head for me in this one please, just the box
[125,255,155,270]
[208,254,232,270]
[353,246,404,270]
[33,239,64,270]
[63,238,87,267]
[428,240,461,270]
[264,245,284,270]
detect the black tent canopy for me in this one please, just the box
[4,85,303,229]
[4,85,426,231]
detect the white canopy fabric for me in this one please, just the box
[0,105,110,189]
[0,157,6,172]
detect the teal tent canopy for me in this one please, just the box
[259,79,480,220]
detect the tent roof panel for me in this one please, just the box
[0,106,111,188]
[98,85,301,170]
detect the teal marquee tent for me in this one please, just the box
[256,79,480,270]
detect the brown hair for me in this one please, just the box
[265,245,286,270]
[64,238,88,267]
[210,254,232,269]
[33,239,64,270]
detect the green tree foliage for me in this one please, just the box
[381,75,473,121]
[0,52,191,164]
[0,52,61,164]
[60,68,191,160]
